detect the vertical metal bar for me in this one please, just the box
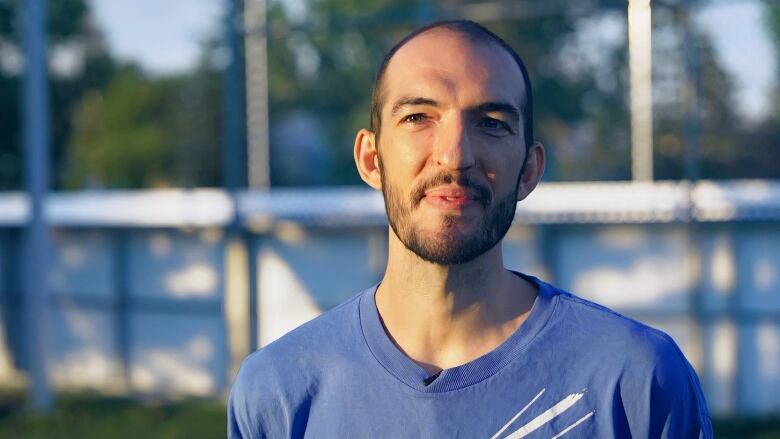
[246,232,259,351]
[680,0,705,398]
[224,0,248,191]
[537,224,559,285]
[687,221,707,399]
[114,231,131,393]
[682,2,701,182]
[224,232,251,385]
[20,0,53,411]
[732,225,747,414]
[224,0,255,371]
[628,0,654,181]
[244,0,270,190]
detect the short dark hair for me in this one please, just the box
[369,20,534,150]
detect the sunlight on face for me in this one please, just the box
[376,29,528,264]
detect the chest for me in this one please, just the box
[301,367,631,439]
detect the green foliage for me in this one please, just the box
[489,11,632,181]
[0,393,779,438]
[0,75,20,187]
[161,68,223,188]
[47,0,87,39]
[0,394,225,439]
[713,416,780,439]
[2,0,779,188]
[266,0,424,185]
[0,0,13,36]
[764,0,780,121]
[264,0,780,183]
[765,1,780,65]
[0,0,116,190]
[65,68,169,188]
[0,0,222,189]
[0,0,88,41]
[264,0,632,183]
[63,58,223,189]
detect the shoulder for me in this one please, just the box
[234,289,364,386]
[549,286,687,365]
[228,290,366,439]
[546,284,713,437]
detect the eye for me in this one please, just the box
[478,117,512,134]
[402,113,428,124]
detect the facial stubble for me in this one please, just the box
[378,152,519,265]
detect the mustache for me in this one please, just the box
[411,173,492,207]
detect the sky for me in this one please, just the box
[87,0,776,122]
[88,0,222,75]
[696,0,776,123]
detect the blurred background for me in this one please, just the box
[1,0,779,437]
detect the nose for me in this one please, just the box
[433,114,476,171]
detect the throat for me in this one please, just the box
[375,269,537,371]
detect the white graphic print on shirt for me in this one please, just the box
[490,388,594,439]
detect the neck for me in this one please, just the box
[376,229,537,374]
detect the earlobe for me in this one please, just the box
[516,142,546,202]
[353,129,383,190]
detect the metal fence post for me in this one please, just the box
[224,0,248,191]
[244,0,270,190]
[628,0,654,181]
[246,232,259,352]
[20,0,53,412]
[114,231,131,393]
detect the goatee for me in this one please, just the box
[379,155,518,265]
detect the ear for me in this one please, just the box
[516,142,545,202]
[354,128,383,191]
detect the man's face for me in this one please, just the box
[376,29,528,265]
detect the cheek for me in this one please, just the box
[481,148,525,188]
[386,133,433,174]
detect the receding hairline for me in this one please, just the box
[379,27,527,116]
[369,21,534,149]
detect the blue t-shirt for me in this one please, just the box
[228,273,713,438]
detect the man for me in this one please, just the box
[229,20,712,438]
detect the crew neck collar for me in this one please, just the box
[358,272,558,393]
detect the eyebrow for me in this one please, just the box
[390,97,440,117]
[475,102,521,120]
[390,97,521,120]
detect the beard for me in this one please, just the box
[379,155,519,265]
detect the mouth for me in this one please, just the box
[422,186,485,210]
[410,173,492,210]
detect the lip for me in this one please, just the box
[424,186,480,200]
[422,186,482,210]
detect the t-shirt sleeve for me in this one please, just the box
[643,333,714,439]
[228,352,274,439]
[227,376,263,439]
[227,350,309,439]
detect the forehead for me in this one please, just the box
[382,29,526,110]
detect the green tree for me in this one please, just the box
[674,0,780,180]
[265,0,425,185]
[765,0,780,119]
[264,0,637,183]
[487,3,632,181]
[64,67,169,188]
[0,0,117,189]
[63,56,223,188]
[2,0,222,189]
[264,0,762,183]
